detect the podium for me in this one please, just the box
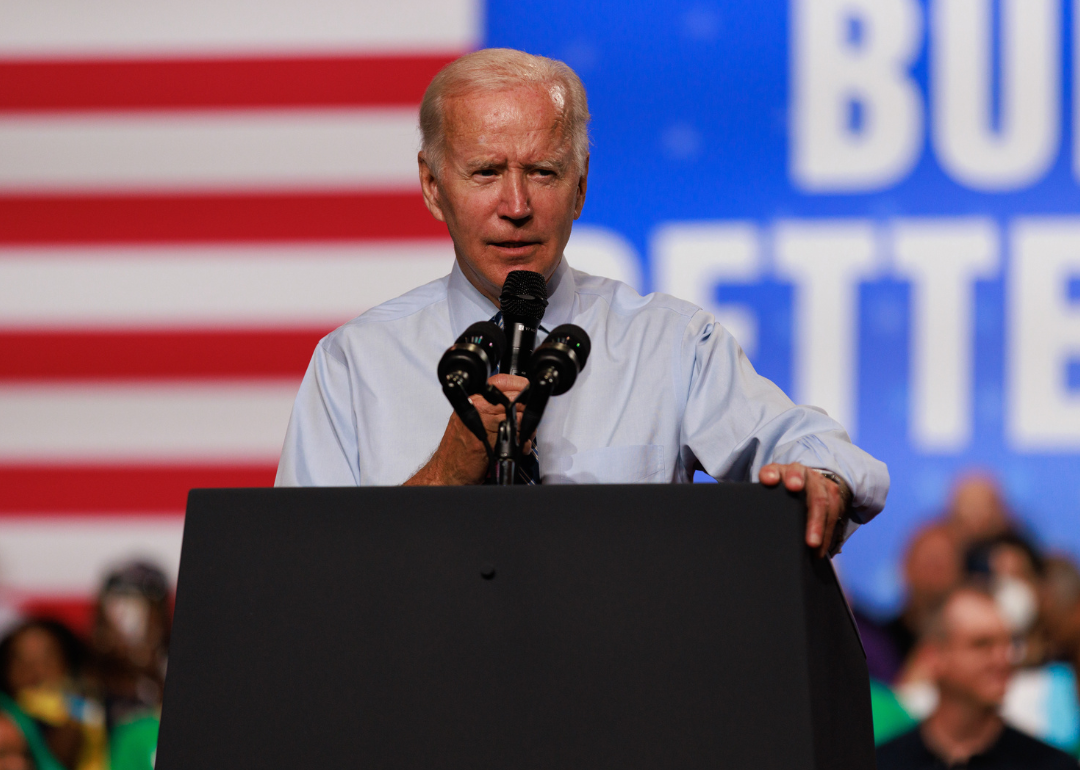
[157,484,875,769]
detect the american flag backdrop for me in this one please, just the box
[0,0,484,633]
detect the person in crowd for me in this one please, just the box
[0,712,34,770]
[88,563,169,731]
[892,526,965,665]
[858,524,964,685]
[964,538,1080,757]
[966,532,1046,665]
[0,620,104,770]
[1042,556,1080,670]
[943,473,1012,549]
[108,714,157,770]
[877,586,1078,769]
[890,528,1080,752]
[275,47,890,560]
[1041,556,1080,759]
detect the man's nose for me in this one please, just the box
[498,173,531,221]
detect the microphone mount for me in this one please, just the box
[436,306,591,486]
[438,322,506,460]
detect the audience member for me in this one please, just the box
[1042,557,1080,667]
[0,620,104,770]
[1040,556,1080,758]
[108,715,157,770]
[966,532,1045,662]
[877,587,1077,769]
[858,524,963,684]
[943,473,1012,549]
[88,563,170,731]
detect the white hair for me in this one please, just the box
[419,48,591,177]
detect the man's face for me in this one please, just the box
[932,592,1014,709]
[904,527,961,611]
[419,85,588,304]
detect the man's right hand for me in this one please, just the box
[404,373,531,486]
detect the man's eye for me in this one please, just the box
[476,169,496,177]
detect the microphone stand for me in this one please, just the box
[481,385,523,485]
[493,418,515,485]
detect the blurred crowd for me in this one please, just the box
[0,563,169,770]
[858,471,1080,767]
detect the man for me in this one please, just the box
[876,587,1078,769]
[944,473,1013,549]
[276,48,889,555]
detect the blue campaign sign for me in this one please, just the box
[487,0,1080,612]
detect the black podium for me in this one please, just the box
[157,484,875,769]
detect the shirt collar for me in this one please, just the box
[447,257,576,339]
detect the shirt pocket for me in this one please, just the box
[544,444,665,484]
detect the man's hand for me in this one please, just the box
[759,463,851,558]
[405,374,530,486]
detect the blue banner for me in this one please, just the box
[488,0,1080,612]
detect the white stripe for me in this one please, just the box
[0,0,478,58]
[0,243,453,328]
[0,516,182,594]
[0,110,421,192]
[0,383,298,462]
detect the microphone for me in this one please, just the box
[499,270,548,376]
[438,321,506,396]
[518,324,591,444]
[438,322,506,448]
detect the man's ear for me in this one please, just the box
[573,155,589,220]
[418,153,447,223]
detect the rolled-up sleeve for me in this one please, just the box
[679,310,889,522]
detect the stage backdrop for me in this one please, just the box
[2,0,1079,623]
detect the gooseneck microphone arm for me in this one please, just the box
[443,375,494,459]
[438,321,506,463]
[517,324,592,452]
[517,374,555,450]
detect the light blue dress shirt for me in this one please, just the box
[276,258,889,522]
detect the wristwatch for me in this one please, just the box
[813,469,852,556]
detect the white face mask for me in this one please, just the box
[993,576,1039,635]
[103,593,150,647]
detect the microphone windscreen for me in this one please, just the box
[499,270,548,324]
[458,321,507,362]
[548,324,591,368]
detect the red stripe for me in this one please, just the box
[17,596,96,638]
[0,191,447,244]
[0,329,328,381]
[0,464,277,514]
[0,54,455,112]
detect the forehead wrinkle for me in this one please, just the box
[452,125,573,169]
[443,86,568,144]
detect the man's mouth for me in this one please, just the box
[491,240,540,250]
